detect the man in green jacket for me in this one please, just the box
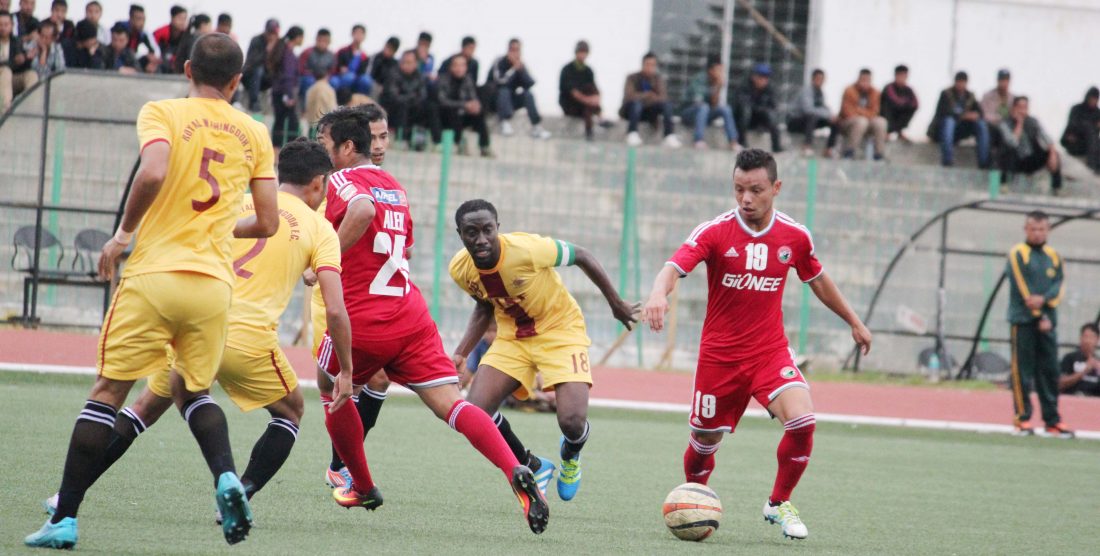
[1006,210,1072,438]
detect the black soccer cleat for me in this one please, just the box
[511,465,549,534]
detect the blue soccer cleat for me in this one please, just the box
[556,436,582,501]
[24,517,78,549]
[215,472,253,545]
[532,456,556,497]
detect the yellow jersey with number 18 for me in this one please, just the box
[228,192,342,354]
[124,97,276,285]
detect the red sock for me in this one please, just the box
[683,435,719,485]
[447,400,520,477]
[323,394,375,492]
[770,414,815,503]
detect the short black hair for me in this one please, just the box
[317,27,330,38]
[508,37,520,47]
[278,138,333,187]
[895,64,908,74]
[129,4,143,16]
[23,19,39,34]
[40,19,58,34]
[400,49,417,61]
[317,105,386,154]
[461,36,476,47]
[418,31,432,43]
[285,26,303,41]
[735,148,778,183]
[455,199,498,228]
[642,51,657,62]
[352,23,365,34]
[217,13,231,25]
[706,56,722,70]
[170,5,186,17]
[385,36,400,50]
[189,33,243,89]
[1026,210,1049,222]
[0,11,12,21]
[1013,95,1029,107]
[954,70,968,82]
[190,14,210,31]
[86,1,101,9]
[1081,322,1099,336]
[110,21,127,34]
[53,0,69,9]
[811,68,824,78]
[859,68,871,77]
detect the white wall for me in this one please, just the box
[82,0,652,118]
[811,0,1100,140]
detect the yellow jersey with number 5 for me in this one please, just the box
[227,192,342,353]
[124,97,276,284]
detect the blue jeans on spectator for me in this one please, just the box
[496,88,542,125]
[684,104,738,143]
[940,116,990,167]
[242,66,264,112]
[329,72,373,96]
[625,100,674,136]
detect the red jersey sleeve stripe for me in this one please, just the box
[140,138,169,153]
[315,265,341,274]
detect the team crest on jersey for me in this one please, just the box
[1046,267,1056,278]
[370,187,408,206]
[777,246,792,264]
[779,367,798,380]
[724,246,739,258]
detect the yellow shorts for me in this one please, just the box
[479,336,593,400]
[151,342,298,412]
[98,272,230,393]
[310,289,326,355]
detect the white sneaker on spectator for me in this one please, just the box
[626,132,643,147]
[500,120,515,137]
[663,135,682,149]
[694,140,708,150]
[530,125,551,140]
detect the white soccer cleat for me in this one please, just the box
[763,500,808,539]
[662,134,683,149]
[500,120,515,137]
[626,131,643,147]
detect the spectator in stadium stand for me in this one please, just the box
[436,53,492,157]
[242,18,279,112]
[14,0,38,37]
[1059,323,1100,397]
[102,21,137,73]
[367,36,400,95]
[80,1,108,47]
[733,62,781,152]
[880,64,918,142]
[152,5,187,73]
[1,9,37,111]
[620,51,680,148]
[66,17,105,69]
[1060,87,1100,174]
[333,24,371,96]
[117,4,156,71]
[303,64,336,129]
[299,28,334,100]
[18,18,37,62]
[29,19,65,78]
[928,71,990,168]
[215,13,235,41]
[489,38,551,139]
[48,0,74,42]
[682,56,739,150]
[787,68,837,157]
[838,68,887,160]
[1006,210,1071,438]
[997,96,1062,193]
[981,69,1015,147]
[440,36,479,87]
[380,49,428,146]
[415,31,434,79]
[559,40,610,141]
[270,25,304,149]
[171,14,211,74]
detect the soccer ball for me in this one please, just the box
[662,482,722,541]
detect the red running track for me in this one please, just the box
[2,329,1098,431]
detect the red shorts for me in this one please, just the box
[689,348,808,433]
[316,321,458,390]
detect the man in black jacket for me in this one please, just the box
[559,40,606,141]
[998,97,1061,193]
[440,36,479,88]
[928,71,990,168]
[381,50,429,147]
[65,17,105,70]
[733,63,782,152]
[489,38,550,139]
[437,54,491,156]
[368,36,400,94]
[1060,87,1100,174]
[241,18,278,112]
[1,10,37,111]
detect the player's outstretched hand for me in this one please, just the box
[330,371,354,412]
[612,300,641,330]
[643,295,668,332]
[852,322,872,356]
[97,238,127,281]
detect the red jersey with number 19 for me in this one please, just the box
[325,164,430,343]
[668,208,822,366]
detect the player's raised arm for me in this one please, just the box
[233,178,279,238]
[451,299,495,371]
[643,265,681,332]
[337,199,376,253]
[573,246,640,330]
[99,140,171,280]
[317,268,355,410]
[807,271,872,355]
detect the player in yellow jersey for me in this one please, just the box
[306,115,393,490]
[26,34,279,550]
[41,139,355,524]
[449,199,638,502]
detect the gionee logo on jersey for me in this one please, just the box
[724,246,739,257]
[382,210,405,231]
[370,187,408,206]
[721,273,782,291]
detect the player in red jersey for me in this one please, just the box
[643,149,871,541]
[313,105,549,534]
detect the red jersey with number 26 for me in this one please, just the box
[667,209,823,366]
[325,164,430,342]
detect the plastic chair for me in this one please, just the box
[11,225,64,271]
[73,229,111,274]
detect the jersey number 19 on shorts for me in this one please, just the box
[693,391,716,418]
